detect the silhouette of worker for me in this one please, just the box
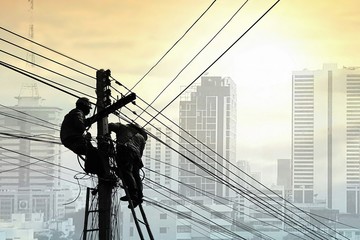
[109,122,147,208]
[60,97,103,176]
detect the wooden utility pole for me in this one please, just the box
[94,69,136,240]
[96,69,112,240]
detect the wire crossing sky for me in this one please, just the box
[1,0,359,179]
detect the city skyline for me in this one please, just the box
[1,78,359,239]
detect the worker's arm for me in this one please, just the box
[108,122,119,133]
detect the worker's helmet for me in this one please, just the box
[76,97,92,114]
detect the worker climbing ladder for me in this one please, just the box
[119,172,155,240]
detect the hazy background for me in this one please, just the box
[1,0,359,185]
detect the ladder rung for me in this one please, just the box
[137,219,146,225]
[84,228,100,232]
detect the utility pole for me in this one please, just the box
[95,69,136,239]
[96,69,112,240]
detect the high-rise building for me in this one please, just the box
[143,126,178,192]
[0,84,64,221]
[292,64,360,213]
[178,76,237,200]
[277,159,292,191]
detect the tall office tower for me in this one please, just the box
[292,64,360,213]
[0,84,63,221]
[143,126,178,192]
[277,159,292,191]
[178,76,237,200]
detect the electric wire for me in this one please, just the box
[113,70,320,236]
[0,61,95,101]
[135,0,249,120]
[114,91,338,238]
[0,156,87,188]
[104,3,341,232]
[0,59,95,100]
[145,199,237,240]
[0,47,95,89]
[143,164,308,239]
[0,111,60,131]
[124,106,327,238]
[149,156,359,233]
[105,14,350,234]
[0,145,81,174]
[0,150,86,181]
[1,27,127,238]
[144,177,277,240]
[0,26,98,71]
[144,0,280,127]
[118,116,316,238]
[132,99,349,239]
[124,110,341,240]
[0,103,59,127]
[1,62,340,239]
[117,110,310,238]
[109,113,243,237]
[0,124,91,182]
[2,15,290,235]
[146,168,291,239]
[129,0,217,92]
[145,201,222,240]
[0,132,60,145]
[143,182,247,240]
[0,2,348,236]
[142,156,338,238]
[0,125,60,142]
[1,37,96,84]
[139,109,349,238]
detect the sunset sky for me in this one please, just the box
[1,0,359,184]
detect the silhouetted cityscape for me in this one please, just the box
[1,67,360,239]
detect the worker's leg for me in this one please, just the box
[85,145,104,175]
[64,136,87,155]
[133,163,143,202]
[117,146,138,199]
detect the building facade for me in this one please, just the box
[143,125,178,192]
[178,76,237,200]
[292,64,360,213]
[0,85,64,221]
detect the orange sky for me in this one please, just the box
[1,0,359,182]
